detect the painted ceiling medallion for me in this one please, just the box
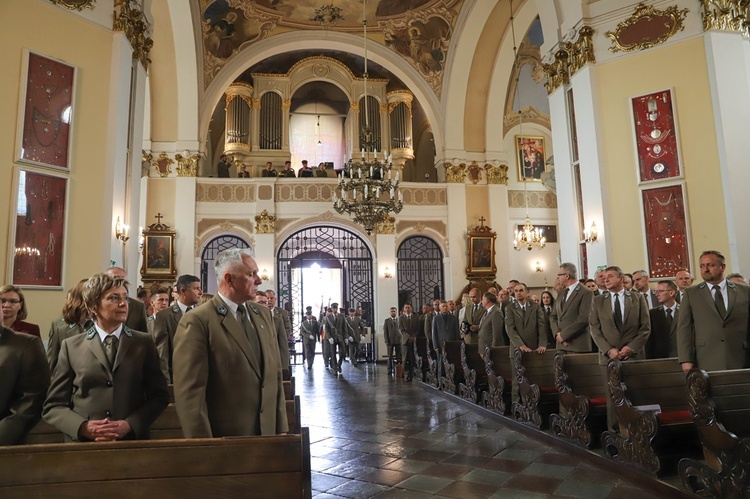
[606,3,689,53]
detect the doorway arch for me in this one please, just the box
[277,225,374,327]
[397,235,444,310]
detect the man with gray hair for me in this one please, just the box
[632,269,658,309]
[172,248,288,437]
[550,263,594,352]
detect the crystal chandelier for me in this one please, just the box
[332,0,403,235]
[510,0,545,252]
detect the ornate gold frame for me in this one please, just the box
[48,0,95,10]
[140,214,177,284]
[466,218,497,279]
[606,4,689,53]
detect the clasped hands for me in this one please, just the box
[608,345,634,361]
[80,418,131,442]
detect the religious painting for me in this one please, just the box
[641,183,690,279]
[16,50,77,171]
[466,219,497,278]
[631,89,682,183]
[141,216,177,283]
[9,167,68,288]
[516,136,546,181]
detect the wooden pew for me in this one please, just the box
[601,358,701,476]
[679,368,750,497]
[1,429,312,499]
[482,346,512,415]
[441,340,464,394]
[511,348,559,429]
[425,348,440,388]
[549,352,607,448]
[413,337,432,383]
[458,342,487,404]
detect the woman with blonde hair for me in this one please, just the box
[1,284,40,337]
[47,279,92,373]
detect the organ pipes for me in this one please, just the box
[224,83,252,154]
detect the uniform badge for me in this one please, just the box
[123,326,133,337]
[172,305,180,313]
[216,304,228,315]
[86,327,97,340]
[249,304,259,315]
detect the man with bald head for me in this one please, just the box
[106,267,148,333]
[462,288,485,344]
[674,270,694,304]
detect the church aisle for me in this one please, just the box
[295,361,675,498]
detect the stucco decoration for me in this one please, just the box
[196,182,257,202]
[400,186,447,205]
[194,224,255,257]
[395,220,447,237]
[508,190,557,209]
[276,183,336,202]
[197,218,254,236]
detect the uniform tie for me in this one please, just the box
[104,335,118,368]
[713,285,726,318]
[237,305,263,368]
[614,294,623,332]
[560,287,569,303]
[665,308,673,329]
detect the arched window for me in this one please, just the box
[200,235,250,294]
[397,236,444,310]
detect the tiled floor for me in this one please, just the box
[295,360,680,498]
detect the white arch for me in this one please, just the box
[199,30,444,156]
[274,216,377,259]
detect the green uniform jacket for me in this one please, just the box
[589,291,650,366]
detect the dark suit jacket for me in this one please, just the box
[47,318,92,374]
[43,326,168,441]
[261,169,278,177]
[478,305,506,354]
[173,296,288,438]
[647,305,679,359]
[550,284,594,352]
[589,291,650,365]
[432,313,459,352]
[505,301,546,352]
[300,317,319,341]
[0,327,50,445]
[315,169,328,177]
[383,316,401,346]
[638,289,659,310]
[677,281,750,371]
[281,168,296,177]
[398,314,420,345]
[126,298,149,334]
[346,316,364,342]
[152,304,185,382]
[217,161,231,177]
[299,169,313,177]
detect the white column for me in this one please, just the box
[705,31,750,272]
[173,178,197,276]
[445,183,467,295]
[375,233,397,362]
[126,62,148,286]
[487,184,510,281]
[254,233,276,291]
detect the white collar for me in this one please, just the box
[94,322,123,342]
[217,292,242,317]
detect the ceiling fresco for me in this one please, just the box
[199,0,466,97]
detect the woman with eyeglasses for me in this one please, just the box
[43,273,168,442]
[1,284,40,337]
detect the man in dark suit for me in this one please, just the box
[462,288,486,345]
[346,308,364,364]
[300,308,319,369]
[399,303,420,381]
[422,301,439,350]
[432,301,459,383]
[152,274,203,382]
[217,154,231,178]
[299,160,313,177]
[674,270,694,304]
[478,292,505,356]
[505,284,546,402]
[550,262,594,352]
[647,280,679,359]
[0,326,50,444]
[589,266,651,429]
[633,269,658,309]
[324,303,347,374]
[280,160,296,177]
[261,161,278,177]
[677,250,750,372]
[383,307,401,375]
[106,267,148,333]
[173,248,288,437]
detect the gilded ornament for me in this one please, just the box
[606,4,690,53]
[542,26,595,94]
[414,222,426,233]
[48,0,95,10]
[254,210,276,234]
[350,102,360,111]
[444,162,466,183]
[282,100,292,109]
[375,215,396,235]
[113,0,153,69]
[467,162,483,184]
[701,0,750,35]
[485,164,509,185]
[219,221,235,233]
[175,153,200,177]
[152,152,173,178]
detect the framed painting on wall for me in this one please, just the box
[631,88,682,183]
[16,50,77,171]
[465,219,497,278]
[8,167,69,288]
[641,183,691,278]
[140,217,177,284]
[516,136,546,181]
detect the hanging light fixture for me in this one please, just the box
[511,0,545,252]
[333,0,403,235]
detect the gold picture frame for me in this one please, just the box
[516,135,546,182]
[140,215,177,284]
[465,218,497,278]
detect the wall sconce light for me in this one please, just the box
[384,266,393,279]
[115,217,129,243]
[261,268,269,281]
[583,221,598,243]
[535,261,544,273]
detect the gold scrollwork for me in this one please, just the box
[701,0,750,35]
[387,100,413,115]
[282,100,292,109]
[444,162,467,183]
[542,26,595,94]
[606,4,690,53]
[375,215,396,235]
[485,164,509,185]
[175,153,200,177]
[254,210,276,234]
[251,98,261,108]
[152,152,174,178]
[48,0,95,10]
[113,0,153,70]
[350,102,360,111]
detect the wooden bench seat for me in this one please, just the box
[602,358,701,476]
[512,348,559,429]
[482,346,512,414]
[458,342,487,404]
[413,337,433,383]
[1,430,312,498]
[679,368,750,497]
[549,352,608,448]
[441,340,465,394]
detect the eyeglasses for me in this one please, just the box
[1,299,22,305]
